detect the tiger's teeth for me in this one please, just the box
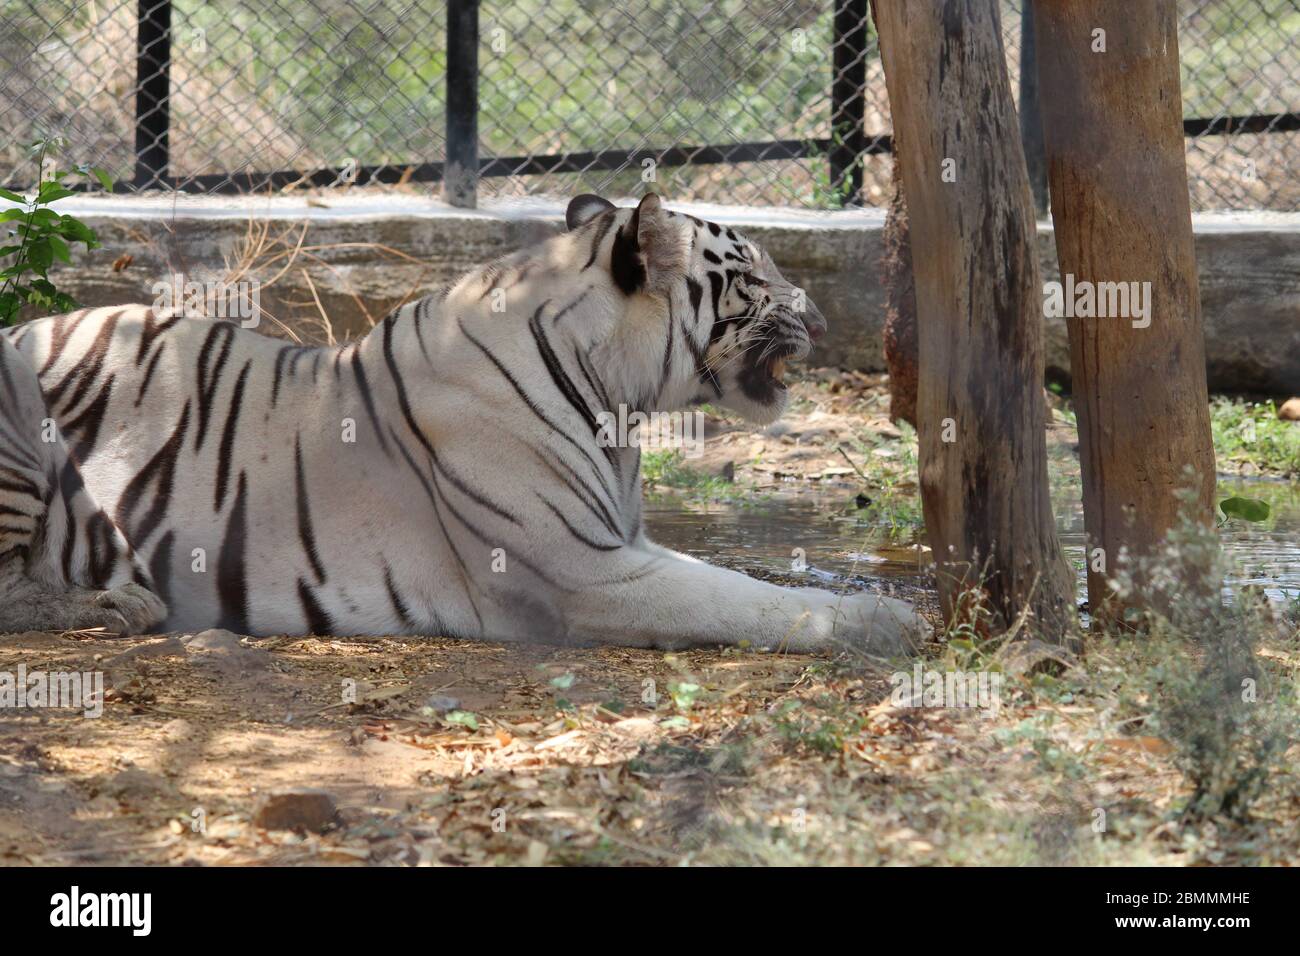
[770,358,786,380]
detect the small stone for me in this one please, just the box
[182,629,245,652]
[1278,397,1300,421]
[105,768,179,807]
[106,637,185,667]
[253,788,339,833]
[423,693,461,714]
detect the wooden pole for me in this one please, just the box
[873,0,1074,637]
[1032,0,1216,622]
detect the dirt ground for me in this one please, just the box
[2,372,1296,867]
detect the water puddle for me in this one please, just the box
[645,476,1300,607]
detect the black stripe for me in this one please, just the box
[58,459,80,581]
[582,213,615,271]
[350,347,392,457]
[531,296,622,487]
[294,434,327,585]
[62,373,115,465]
[431,450,521,527]
[427,462,572,593]
[38,310,89,376]
[116,401,191,545]
[214,361,251,511]
[458,318,619,510]
[134,309,182,366]
[381,313,436,457]
[413,299,432,363]
[46,309,122,413]
[686,276,704,319]
[382,561,414,629]
[527,444,624,541]
[148,530,174,607]
[194,322,236,452]
[529,304,598,439]
[707,271,724,323]
[297,578,334,635]
[270,346,292,408]
[135,342,165,406]
[573,344,612,414]
[389,427,484,635]
[539,495,622,551]
[216,470,250,634]
[0,473,41,498]
[656,301,675,402]
[84,509,121,588]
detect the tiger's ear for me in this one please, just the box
[566,194,616,230]
[611,193,686,297]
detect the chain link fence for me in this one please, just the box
[1,0,1296,210]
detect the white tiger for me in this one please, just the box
[0,193,927,654]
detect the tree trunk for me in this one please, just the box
[873,0,1074,638]
[1032,0,1216,622]
[881,151,918,428]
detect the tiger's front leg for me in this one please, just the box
[561,543,928,655]
[0,330,166,636]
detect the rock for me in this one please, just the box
[423,693,461,714]
[253,788,339,833]
[104,768,180,808]
[1279,397,1300,421]
[181,629,246,652]
[181,629,269,674]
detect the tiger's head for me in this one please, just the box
[565,192,827,425]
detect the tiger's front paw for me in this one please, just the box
[826,591,929,659]
[92,582,168,636]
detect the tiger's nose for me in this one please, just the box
[802,301,827,342]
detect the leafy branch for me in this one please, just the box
[0,137,112,326]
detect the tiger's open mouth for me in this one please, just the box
[739,341,803,404]
[767,354,788,389]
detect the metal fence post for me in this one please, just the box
[133,0,172,189]
[1019,1,1049,217]
[444,0,480,208]
[830,0,868,206]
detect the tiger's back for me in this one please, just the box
[3,307,474,636]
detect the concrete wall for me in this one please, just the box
[25,195,1300,395]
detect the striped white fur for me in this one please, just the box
[0,193,926,654]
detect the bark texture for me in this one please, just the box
[881,152,919,428]
[874,0,1075,637]
[1033,0,1216,620]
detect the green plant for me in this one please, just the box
[641,448,764,505]
[1209,396,1300,477]
[0,137,110,327]
[1110,491,1295,821]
